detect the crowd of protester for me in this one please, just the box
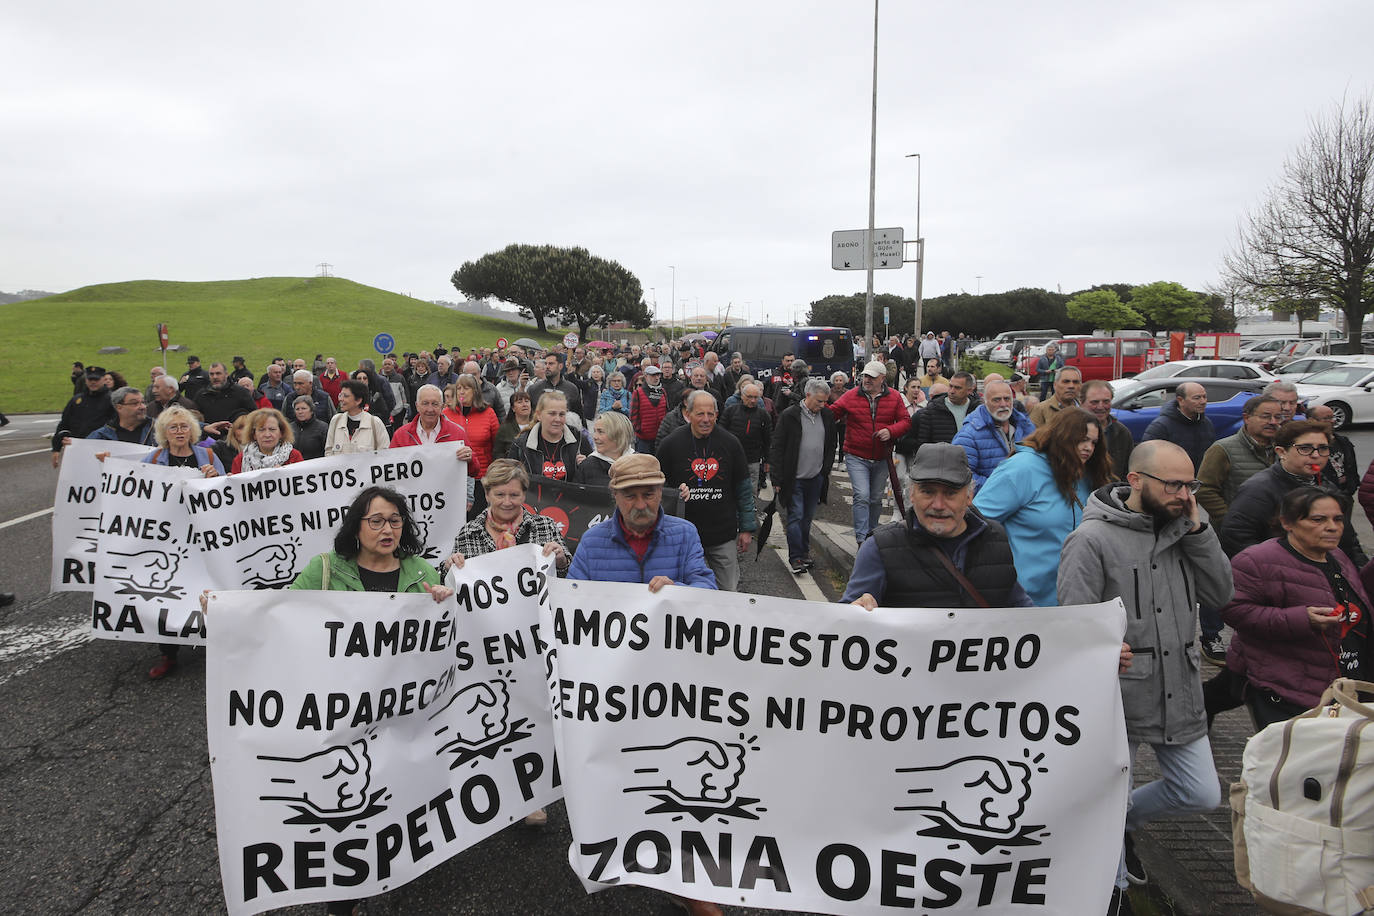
[48,334,1373,916]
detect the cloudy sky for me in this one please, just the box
[3,1,1370,325]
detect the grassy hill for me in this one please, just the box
[0,277,558,412]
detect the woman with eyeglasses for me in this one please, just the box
[286,485,451,916]
[974,407,1112,606]
[1221,487,1371,726]
[142,405,225,680]
[1220,420,1367,565]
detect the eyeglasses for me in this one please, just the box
[362,514,405,530]
[1137,471,1202,494]
[1290,443,1331,456]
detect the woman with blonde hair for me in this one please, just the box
[230,408,303,473]
[507,390,589,481]
[574,410,634,487]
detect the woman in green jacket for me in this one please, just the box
[290,485,451,916]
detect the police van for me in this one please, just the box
[709,326,855,382]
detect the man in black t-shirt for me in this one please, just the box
[657,389,756,591]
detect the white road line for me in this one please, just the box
[0,613,91,688]
[0,507,54,529]
[0,447,50,459]
[764,512,828,602]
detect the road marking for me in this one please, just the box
[0,507,54,530]
[0,447,50,460]
[763,513,829,602]
[0,612,91,688]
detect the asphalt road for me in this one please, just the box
[0,414,844,916]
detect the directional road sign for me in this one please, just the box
[831,227,904,270]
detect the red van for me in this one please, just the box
[1019,336,1152,380]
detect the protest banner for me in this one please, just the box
[87,446,466,645]
[544,582,1130,915]
[207,545,559,916]
[523,477,682,552]
[92,460,209,645]
[183,446,466,589]
[50,439,154,591]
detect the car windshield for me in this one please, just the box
[1301,365,1374,386]
[1132,364,1184,381]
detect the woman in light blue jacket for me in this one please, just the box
[973,407,1111,606]
[597,371,631,419]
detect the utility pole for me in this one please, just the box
[905,153,923,337]
[316,262,333,278]
[862,0,880,357]
[669,265,676,340]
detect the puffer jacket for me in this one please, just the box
[951,403,1034,488]
[289,551,440,592]
[827,384,911,461]
[1141,400,1216,471]
[567,511,716,588]
[1059,484,1234,746]
[1222,537,1370,709]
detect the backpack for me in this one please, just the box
[1230,678,1374,914]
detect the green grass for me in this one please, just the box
[0,277,560,412]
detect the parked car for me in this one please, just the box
[1236,337,1302,363]
[989,337,1052,364]
[1110,360,1276,402]
[1273,355,1356,379]
[1018,335,1153,380]
[1111,378,1270,442]
[1293,357,1374,429]
[1265,338,1348,370]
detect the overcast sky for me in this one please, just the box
[3,1,1370,326]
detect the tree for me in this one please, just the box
[1065,289,1143,333]
[451,244,648,335]
[1273,296,1322,335]
[1130,281,1211,331]
[1224,95,1374,353]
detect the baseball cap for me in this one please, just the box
[643,365,663,375]
[861,360,887,378]
[1009,371,1027,383]
[906,442,973,487]
[608,454,666,490]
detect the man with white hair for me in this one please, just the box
[463,359,505,420]
[292,369,334,419]
[147,374,196,420]
[951,380,1034,489]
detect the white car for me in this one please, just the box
[1111,359,1277,400]
[1273,355,1357,379]
[1293,357,1374,429]
[1236,337,1303,363]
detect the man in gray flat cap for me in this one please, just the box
[842,442,1031,609]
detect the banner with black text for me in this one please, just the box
[50,439,154,591]
[543,583,1130,915]
[207,545,559,916]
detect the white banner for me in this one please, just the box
[50,439,154,591]
[88,446,466,645]
[208,545,559,916]
[544,583,1130,915]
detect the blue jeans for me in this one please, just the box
[634,437,654,454]
[1116,734,1221,888]
[785,476,824,564]
[844,454,887,544]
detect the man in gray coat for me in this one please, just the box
[1058,440,1233,907]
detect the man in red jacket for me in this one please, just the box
[827,360,912,545]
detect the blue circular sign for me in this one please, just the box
[373,333,395,355]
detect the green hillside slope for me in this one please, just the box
[0,277,555,411]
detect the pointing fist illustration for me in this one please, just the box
[258,739,372,816]
[623,737,746,805]
[236,542,299,588]
[897,755,1033,836]
[106,549,180,591]
[437,681,511,748]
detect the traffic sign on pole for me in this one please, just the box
[563,332,579,348]
[496,337,509,350]
[831,228,904,270]
[373,333,394,355]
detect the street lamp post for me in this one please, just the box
[669,265,676,340]
[862,0,880,357]
[905,152,924,338]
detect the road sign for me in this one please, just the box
[563,332,579,348]
[373,332,394,355]
[157,323,169,351]
[496,337,508,350]
[831,227,904,270]
[883,307,890,325]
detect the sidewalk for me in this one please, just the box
[809,513,1263,916]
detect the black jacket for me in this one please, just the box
[912,393,981,454]
[508,424,591,482]
[290,417,330,460]
[719,402,772,464]
[771,404,837,504]
[1220,461,1367,565]
[53,388,115,451]
[194,383,257,426]
[872,511,1022,608]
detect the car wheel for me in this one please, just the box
[1328,401,1352,430]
